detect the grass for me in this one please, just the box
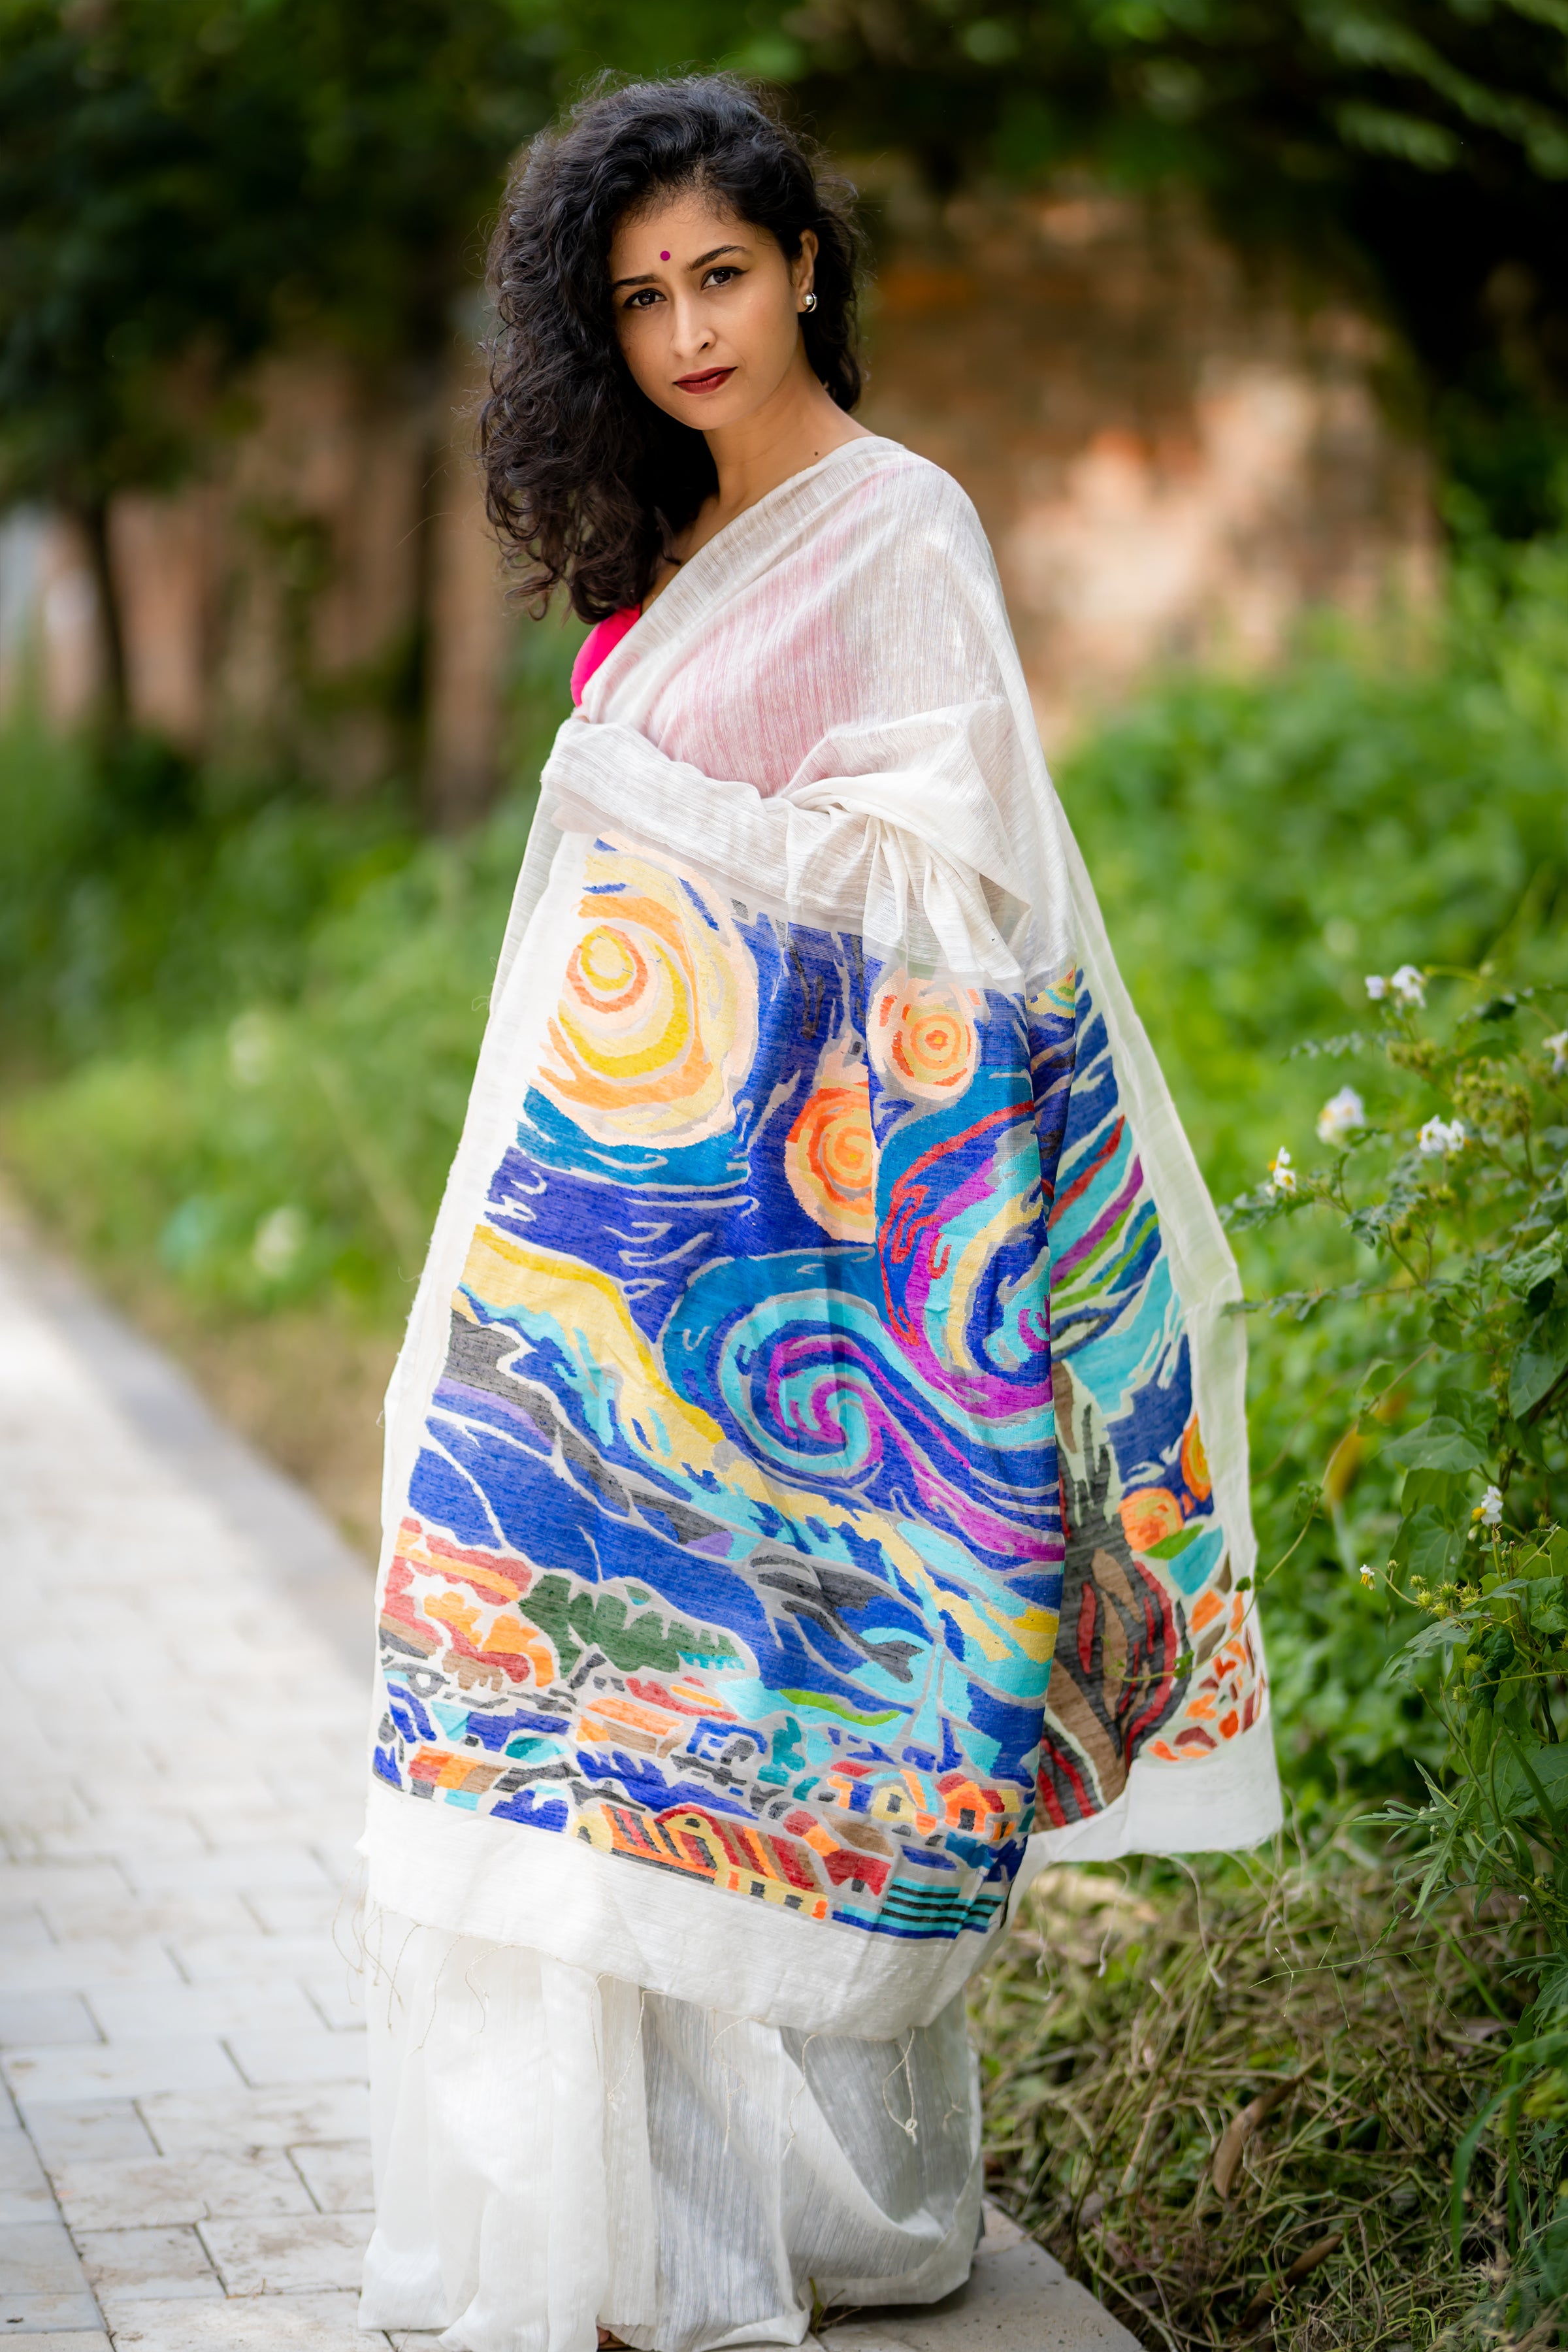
[972,1833,1531,2348]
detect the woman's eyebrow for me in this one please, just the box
[612,244,745,291]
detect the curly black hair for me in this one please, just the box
[479,74,864,623]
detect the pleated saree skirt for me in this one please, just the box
[357,1905,983,2352]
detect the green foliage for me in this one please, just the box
[0,0,549,511]
[777,0,1568,528]
[777,0,1568,188]
[3,789,534,1316]
[1056,536,1568,1811]
[1220,956,1568,2327]
[1062,544,1568,1202]
[0,724,407,1060]
[3,0,1567,545]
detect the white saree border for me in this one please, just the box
[362,1773,1007,2038]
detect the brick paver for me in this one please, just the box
[0,1208,1140,2351]
[0,1213,404,2351]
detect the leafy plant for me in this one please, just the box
[1226,962,1568,2326]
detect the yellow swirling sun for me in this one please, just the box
[538,843,757,1147]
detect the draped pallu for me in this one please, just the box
[363,436,1281,2048]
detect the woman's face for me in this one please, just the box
[609,188,817,433]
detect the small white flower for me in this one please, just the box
[1358,1563,1375,1588]
[1545,1030,1568,1078]
[253,1205,306,1279]
[1417,1116,1465,1158]
[1391,964,1426,1008]
[1316,1086,1365,1145]
[1365,974,1389,1002]
[1267,1147,1296,1196]
[1474,1484,1503,1530]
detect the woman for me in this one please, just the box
[359,74,1281,2352]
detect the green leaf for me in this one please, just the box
[1383,1416,1489,1473]
[1509,1307,1568,1420]
[1399,1466,1463,1516]
[1433,1382,1494,1441]
[1389,1611,1471,1679]
[1495,1741,1568,1824]
[1397,1506,1464,1582]
[1514,1540,1567,1584]
[1429,1303,1470,1350]
[1501,1235,1565,1305]
[1503,1412,1553,1469]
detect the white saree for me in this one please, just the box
[357,435,1281,2351]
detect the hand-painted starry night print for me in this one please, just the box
[373,838,1263,1938]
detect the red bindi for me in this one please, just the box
[660,251,670,261]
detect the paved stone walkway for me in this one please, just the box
[0,1211,1139,2351]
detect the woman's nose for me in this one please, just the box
[667,293,714,359]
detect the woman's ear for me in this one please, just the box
[793,229,820,308]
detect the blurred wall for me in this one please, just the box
[858,180,1437,746]
[0,183,1435,805]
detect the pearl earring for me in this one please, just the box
[802,291,818,312]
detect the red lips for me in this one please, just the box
[674,367,736,395]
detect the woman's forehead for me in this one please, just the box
[610,189,762,265]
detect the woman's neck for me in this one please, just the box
[685,348,872,558]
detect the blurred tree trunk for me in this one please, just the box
[421,351,506,830]
[76,497,129,735]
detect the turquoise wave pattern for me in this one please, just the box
[373,840,1261,1937]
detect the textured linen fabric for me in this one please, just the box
[359,1901,981,2352]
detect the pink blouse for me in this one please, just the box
[570,607,640,705]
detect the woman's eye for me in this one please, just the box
[704,267,740,288]
[625,287,662,310]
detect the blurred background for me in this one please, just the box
[2,0,1567,1812]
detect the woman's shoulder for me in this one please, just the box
[838,438,991,558]
[815,443,1008,684]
